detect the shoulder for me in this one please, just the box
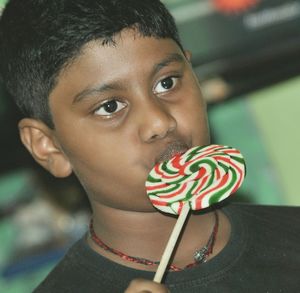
[206,203,300,292]
[33,236,117,293]
[33,236,148,293]
[224,202,300,244]
[228,202,300,224]
[33,238,88,293]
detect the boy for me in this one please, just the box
[0,0,299,292]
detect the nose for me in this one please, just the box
[138,99,177,143]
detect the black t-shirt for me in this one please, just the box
[34,203,300,292]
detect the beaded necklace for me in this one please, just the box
[89,211,218,271]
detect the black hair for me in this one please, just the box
[0,0,182,128]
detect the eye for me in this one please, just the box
[154,76,179,94]
[94,99,127,117]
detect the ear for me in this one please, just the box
[184,50,192,62]
[18,118,72,178]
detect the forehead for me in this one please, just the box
[59,30,183,81]
[49,29,187,107]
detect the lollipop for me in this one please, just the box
[145,144,246,282]
[146,144,246,215]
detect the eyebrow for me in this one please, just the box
[72,52,185,104]
[152,52,185,77]
[72,82,122,104]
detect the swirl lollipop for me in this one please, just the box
[146,144,246,282]
[146,144,245,214]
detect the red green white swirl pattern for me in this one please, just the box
[146,145,246,215]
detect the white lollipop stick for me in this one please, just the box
[153,203,190,283]
[148,145,246,282]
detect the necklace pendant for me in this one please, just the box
[194,246,208,263]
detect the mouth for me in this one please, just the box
[155,141,189,165]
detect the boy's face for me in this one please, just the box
[48,29,210,212]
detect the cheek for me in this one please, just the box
[175,93,209,143]
[178,91,206,121]
[57,128,142,182]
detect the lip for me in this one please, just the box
[155,141,189,165]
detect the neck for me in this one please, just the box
[88,202,231,270]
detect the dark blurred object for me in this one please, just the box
[167,0,300,101]
[0,85,32,173]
